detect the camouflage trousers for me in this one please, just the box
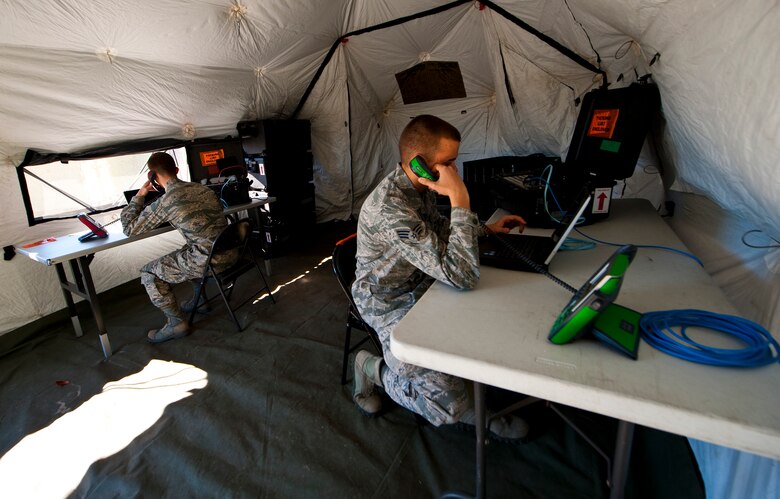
[377,320,471,427]
[140,250,205,323]
[141,247,239,323]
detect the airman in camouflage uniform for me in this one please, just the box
[121,152,237,343]
[351,115,526,434]
[352,165,482,425]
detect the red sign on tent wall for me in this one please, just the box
[587,109,620,139]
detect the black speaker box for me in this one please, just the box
[237,119,311,152]
[463,154,561,221]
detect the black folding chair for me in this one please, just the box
[331,233,382,385]
[188,218,275,331]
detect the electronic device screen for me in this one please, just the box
[123,189,163,207]
[564,83,660,181]
[548,244,637,345]
[186,138,245,182]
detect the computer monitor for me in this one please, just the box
[564,82,660,182]
[186,137,245,182]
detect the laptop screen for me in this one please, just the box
[123,189,163,206]
[543,194,592,265]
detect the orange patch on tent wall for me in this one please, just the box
[199,149,225,175]
[587,109,620,139]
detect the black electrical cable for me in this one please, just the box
[741,229,780,249]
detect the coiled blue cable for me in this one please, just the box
[560,237,596,251]
[639,309,780,367]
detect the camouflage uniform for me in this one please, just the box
[352,165,485,426]
[121,177,236,323]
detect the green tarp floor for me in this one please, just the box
[0,221,703,498]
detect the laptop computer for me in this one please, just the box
[123,189,163,207]
[478,193,592,272]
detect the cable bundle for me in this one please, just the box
[639,310,780,367]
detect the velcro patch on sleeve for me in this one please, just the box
[395,223,426,242]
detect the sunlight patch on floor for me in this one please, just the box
[0,359,207,498]
[252,255,333,304]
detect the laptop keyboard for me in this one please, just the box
[488,235,539,259]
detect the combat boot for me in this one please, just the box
[147,319,192,344]
[353,350,383,416]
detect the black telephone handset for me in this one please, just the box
[77,213,108,242]
[409,155,438,181]
[148,171,163,192]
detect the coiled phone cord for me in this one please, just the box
[483,226,578,294]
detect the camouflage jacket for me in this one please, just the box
[352,165,483,334]
[120,178,229,274]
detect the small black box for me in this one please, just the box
[208,177,250,206]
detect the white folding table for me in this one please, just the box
[16,199,273,358]
[391,198,780,498]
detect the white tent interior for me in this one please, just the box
[1,0,778,496]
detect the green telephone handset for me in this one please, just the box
[409,155,438,181]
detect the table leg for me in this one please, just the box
[255,205,273,276]
[440,381,487,499]
[54,262,83,337]
[475,381,487,499]
[76,256,112,358]
[609,420,635,499]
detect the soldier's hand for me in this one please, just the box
[418,165,470,209]
[487,215,526,234]
[138,180,152,197]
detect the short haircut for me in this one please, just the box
[399,115,461,164]
[147,152,178,176]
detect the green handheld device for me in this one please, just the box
[548,245,639,357]
[591,303,642,359]
[410,155,438,181]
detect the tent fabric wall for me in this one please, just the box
[0,231,185,334]
[307,1,617,218]
[1,1,779,496]
[0,0,775,335]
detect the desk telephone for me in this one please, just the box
[77,213,108,242]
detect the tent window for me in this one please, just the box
[395,61,467,105]
[19,147,190,224]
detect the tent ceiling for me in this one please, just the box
[0,0,777,227]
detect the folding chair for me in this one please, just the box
[188,218,275,331]
[331,233,382,385]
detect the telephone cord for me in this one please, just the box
[484,226,577,294]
